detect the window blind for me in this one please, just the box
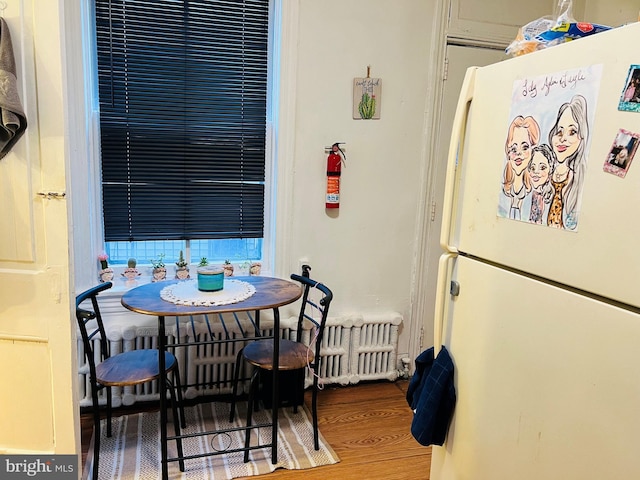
[95,0,268,241]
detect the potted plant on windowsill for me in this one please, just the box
[150,253,166,282]
[98,252,114,283]
[123,258,141,279]
[175,250,190,280]
[249,261,262,276]
[222,259,234,277]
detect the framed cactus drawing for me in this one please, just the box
[353,77,381,119]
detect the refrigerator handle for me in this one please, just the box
[434,253,455,354]
[440,66,477,253]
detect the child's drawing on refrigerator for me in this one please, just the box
[498,64,603,232]
[603,129,640,178]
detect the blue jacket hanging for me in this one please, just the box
[406,345,456,446]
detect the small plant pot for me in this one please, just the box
[175,266,190,280]
[122,267,140,280]
[152,267,167,282]
[99,267,114,283]
[249,262,262,276]
[223,264,234,277]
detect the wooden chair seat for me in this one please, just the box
[96,349,176,386]
[243,339,315,371]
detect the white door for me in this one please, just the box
[431,254,640,480]
[0,1,77,455]
[421,45,505,351]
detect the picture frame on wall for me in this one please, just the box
[353,76,381,119]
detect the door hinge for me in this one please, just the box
[443,57,449,81]
[430,200,437,221]
[419,326,425,350]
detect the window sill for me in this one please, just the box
[90,266,271,299]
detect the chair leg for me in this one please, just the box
[172,365,187,428]
[91,387,101,480]
[312,374,319,450]
[91,409,101,480]
[229,347,244,422]
[243,368,260,463]
[168,375,186,472]
[105,386,113,438]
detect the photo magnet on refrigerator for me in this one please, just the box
[618,65,640,112]
[603,129,639,178]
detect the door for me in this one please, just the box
[0,1,76,455]
[421,44,505,351]
[431,255,640,480]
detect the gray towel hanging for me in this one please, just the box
[0,18,26,159]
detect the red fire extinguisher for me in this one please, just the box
[326,142,346,209]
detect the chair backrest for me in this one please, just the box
[290,272,333,362]
[76,282,113,381]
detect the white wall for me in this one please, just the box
[584,0,638,26]
[277,0,437,358]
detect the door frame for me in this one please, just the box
[407,1,510,363]
[406,0,449,362]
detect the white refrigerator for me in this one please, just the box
[432,22,640,480]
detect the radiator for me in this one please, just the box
[349,313,403,383]
[77,299,401,407]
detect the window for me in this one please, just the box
[94,0,271,265]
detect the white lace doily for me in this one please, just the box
[160,279,256,306]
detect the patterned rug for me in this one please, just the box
[83,401,339,479]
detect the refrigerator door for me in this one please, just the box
[442,23,640,308]
[431,254,640,480]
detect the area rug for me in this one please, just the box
[84,401,339,479]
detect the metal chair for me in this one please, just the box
[76,282,186,480]
[230,267,333,460]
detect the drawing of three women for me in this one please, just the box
[502,94,588,230]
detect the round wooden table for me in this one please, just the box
[121,276,302,479]
[122,275,302,317]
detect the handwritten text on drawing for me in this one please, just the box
[520,69,588,99]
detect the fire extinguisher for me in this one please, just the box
[326,142,346,209]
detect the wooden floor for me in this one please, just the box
[81,380,431,480]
